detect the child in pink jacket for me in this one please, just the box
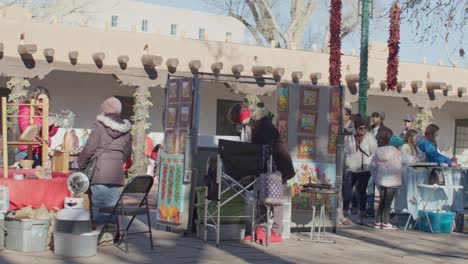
[16,86,58,167]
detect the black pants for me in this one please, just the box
[342,171,358,211]
[376,187,397,224]
[343,171,371,212]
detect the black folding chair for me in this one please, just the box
[97,175,154,253]
[203,139,272,246]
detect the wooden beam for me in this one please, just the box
[272,68,285,82]
[17,44,37,55]
[189,60,201,74]
[117,55,129,70]
[291,71,303,83]
[211,62,223,75]
[231,64,244,77]
[309,72,322,85]
[442,84,452,96]
[380,80,387,91]
[0,42,4,52]
[411,81,422,94]
[166,58,179,74]
[68,51,79,65]
[397,81,406,93]
[252,66,273,76]
[92,52,105,68]
[43,48,54,57]
[457,87,467,98]
[141,54,163,68]
[426,82,446,91]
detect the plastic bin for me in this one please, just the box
[5,218,50,252]
[0,186,9,213]
[0,213,5,251]
[54,231,99,258]
[195,187,246,224]
[417,210,455,234]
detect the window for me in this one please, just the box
[111,15,118,28]
[225,32,232,42]
[170,24,177,36]
[216,100,242,136]
[114,96,134,121]
[198,28,206,40]
[454,119,468,156]
[141,19,149,32]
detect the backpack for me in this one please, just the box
[428,168,445,185]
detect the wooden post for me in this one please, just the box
[41,97,49,167]
[2,97,7,178]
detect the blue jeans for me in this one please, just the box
[90,184,122,226]
[367,176,375,212]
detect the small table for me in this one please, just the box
[301,187,338,244]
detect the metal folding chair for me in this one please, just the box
[404,184,464,232]
[98,175,154,253]
[203,139,272,247]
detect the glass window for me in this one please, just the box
[141,19,149,32]
[454,119,468,156]
[225,32,232,42]
[216,100,241,136]
[111,15,118,28]
[198,28,206,40]
[170,24,177,36]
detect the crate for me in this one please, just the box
[417,211,454,234]
[0,186,9,213]
[5,218,50,252]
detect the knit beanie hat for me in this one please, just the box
[389,135,404,148]
[100,97,122,115]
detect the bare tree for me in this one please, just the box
[400,0,467,66]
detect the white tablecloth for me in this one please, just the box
[393,167,466,219]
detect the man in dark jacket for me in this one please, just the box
[371,111,393,147]
[78,97,132,227]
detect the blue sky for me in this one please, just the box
[141,0,465,67]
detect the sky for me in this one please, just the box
[141,0,465,67]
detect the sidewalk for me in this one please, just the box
[1,213,467,264]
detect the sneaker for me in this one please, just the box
[358,212,365,225]
[365,209,375,217]
[351,208,358,215]
[374,222,382,229]
[381,223,397,230]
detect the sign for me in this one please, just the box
[157,154,185,225]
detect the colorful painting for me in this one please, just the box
[179,105,191,128]
[278,87,289,112]
[157,154,185,225]
[288,162,336,210]
[300,86,319,110]
[166,107,178,129]
[178,129,187,154]
[164,130,176,154]
[329,88,341,122]
[328,122,339,154]
[298,111,318,133]
[278,119,288,143]
[168,80,179,103]
[297,136,316,159]
[181,79,192,101]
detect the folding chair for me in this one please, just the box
[98,175,154,253]
[203,139,272,247]
[404,183,464,232]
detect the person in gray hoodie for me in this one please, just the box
[78,97,132,227]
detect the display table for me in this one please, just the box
[393,167,466,219]
[0,170,71,211]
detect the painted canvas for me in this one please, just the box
[288,162,336,210]
[179,105,190,128]
[178,129,187,154]
[298,112,318,133]
[181,79,192,101]
[164,130,176,154]
[278,87,289,112]
[157,154,185,225]
[168,80,179,103]
[328,122,339,154]
[166,107,178,129]
[297,136,316,159]
[300,86,319,110]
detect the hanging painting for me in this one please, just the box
[328,122,339,154]
[298,111,318,134]
[300,86,319,110]
[164,130,176,154]
[167,80,180,103]
[180,79,192,102]
[297,136,316,159]
[278,86,289,112]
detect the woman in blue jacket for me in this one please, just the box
[418,124,458,166]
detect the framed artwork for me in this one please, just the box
[166,107,178,129]
[164,130,177,154]
[179,104,191,128]
[178,129,187,154]
[180,79,192,102]
[277,112,288,143]
[298,111,318,133]
[300,86,319,110]
[329,89,341,114]
[278,87,289,112]
[328,122,339,154]
[297,136,316,159]
[167,80,180,103]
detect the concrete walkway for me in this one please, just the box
[1,214,467,264]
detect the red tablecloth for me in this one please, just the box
[0,169,69,179]
[0,170,71,211]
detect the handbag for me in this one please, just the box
[428,168,445,185]
[82,140,114,181]
[259,171,283,206]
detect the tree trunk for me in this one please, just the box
[130,85,151,176]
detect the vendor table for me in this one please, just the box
[393,167,466,220]
[0,170,71,211]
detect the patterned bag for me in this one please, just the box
[259,171,283,206]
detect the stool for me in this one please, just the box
[301,187,338,243]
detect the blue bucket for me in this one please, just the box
[417,210,455,234]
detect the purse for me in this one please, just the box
[259,171,283,206]
[428,168,445,185]
[82,140,114,181]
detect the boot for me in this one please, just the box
[358,211,366,225]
